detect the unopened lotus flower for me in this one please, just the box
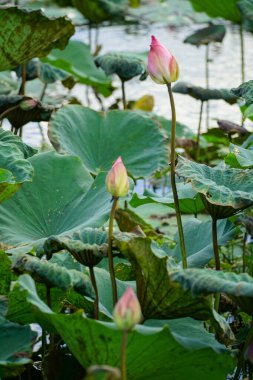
[106,156,129,197]
[19,98,38,110]
[113,287,142,330]
[148,35,179,85]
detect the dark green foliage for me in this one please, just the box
[184,24,226,46]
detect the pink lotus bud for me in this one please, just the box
[105,156,129,197]
[19,98,38,111]
[148,35,179,85]
[113,287,142,330]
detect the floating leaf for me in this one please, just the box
[176,156,253,218]
[173,82,238,104]
[0,315,36,378]
[184,24,226,46]
[44,40,113,96]
[171,269,253,315]
[49,106,168,177]
[95,53,148,82]
[11,253,94,297]
[226,143,253,168]
[0,151,111,248]
[188,0,242,23]
[0,7,75,71]
[173,219,236,268]
[8,275,234,380]
[43,228,108,267]
[231,80,253,106]
[72,0,127,23]
[114,233,212,320]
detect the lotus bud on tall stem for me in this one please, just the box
[106,157,130,305]
[113,288,142,380]
[148,35,187,268]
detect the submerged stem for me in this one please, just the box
[89,266,99,319]
[196,101,204,161]
[108,197,118,306]
[167,84,187,269]
[120,330,128,380]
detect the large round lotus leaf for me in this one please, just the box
[72,0,127,23]
[0,143,34,204]
[0,128,37,159]
[188,0,242,23]
[176,156,253,214]
[0,151,111,246]
[173,82,238,104]
[49,106,168,177]
[0,7,75,71]
[95,53,148,82]
[184,24,226,46]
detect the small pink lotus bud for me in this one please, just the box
[113,287,142,330]
[19,98,38,111]
[105,156,129,197]
[148,35,179,85]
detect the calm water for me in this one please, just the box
[20,21,253,146]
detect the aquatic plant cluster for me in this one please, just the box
[0,0,253,379]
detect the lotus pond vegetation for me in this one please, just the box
[0,0,253,379]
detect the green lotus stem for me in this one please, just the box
[242,231,247,272]
[205,44,209,129]
[167,84,187,269]
[240,24,245,83]
[120,330,128,380]
[40,82,48,101]
[19,63,26,95]
[121,80,127,110]
[108,197,118,306]
[89,266,99,319]
[212,217,220,270]
[196,101,204,161]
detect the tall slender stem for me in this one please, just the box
[196,101,204,161]
[120,330,128,380]
[240,23,245,83]
[121,80,127,110]
[89,266,99,319]
[167,84,187,269]
[205,44,210,129]
[212,217,220,270]
[108,197,119,306]
[19,63,26,95]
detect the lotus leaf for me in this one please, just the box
[7,275,234,380]
[184,24,226,46]
[188,0,242,23]
[176,156,253,218]
[11,253,94,297]
[43,228,108,267]
[72,0,127,23]
[231,80,253,106]
[171,269,253,315]
[226,143,253,168]
[49,106,168,177]
[0,151,111,247]
[44,40,113,96]
[217,119,248,136]
[0,7,75,71]
[95,53,148,82]
[0,128,36,159]
[173,82,238,104]
[238,0,253,32]
[0,315,36,378]
[0,95,53,129]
